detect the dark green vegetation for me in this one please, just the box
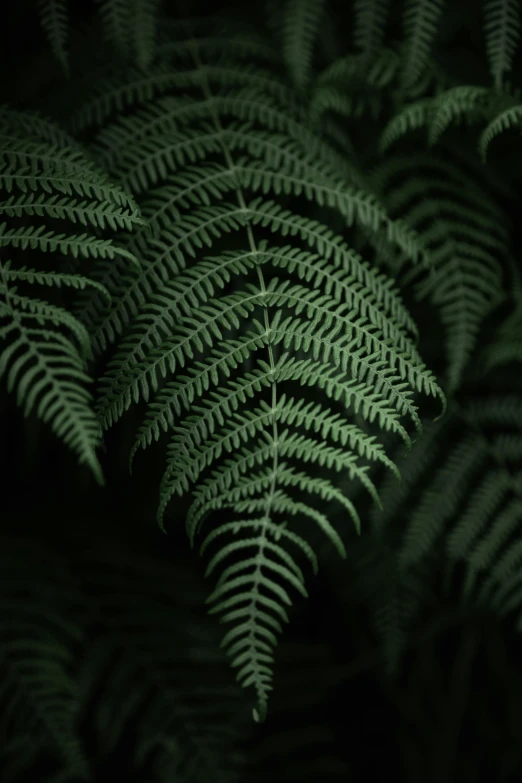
[2,0,522,780]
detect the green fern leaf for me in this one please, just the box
[37,0,69,72]
[0,280,104,483]
[353,0,390,61]
[479,101,522,159]
[380,86,493,151]
[379,97,433,151]
[82,21,444,720]
[131,0,161,70]
[0,539,88,782]
[379,398,522,634]
[373,155,507,393]
[281,0,326,90]
[483,0,522,89]
[401,0,446,90]
[0,108,142,478]
[95,0,132,54]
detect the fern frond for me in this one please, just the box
[427,85,498,146]
[85,139,429,356]
[483,0,522,89]
[309,86,385,122]
[379,98,433,151]
[379,398,522,634]
[37,0,69,72]
[1,262,110,300]
[479,101,522,159]
[401,0,445,90]
[400,432,488,568]
[0,277,103,482]
[67,61,296,136]
[0,537,247,783]
[0,539,88,782]
[0,222,137,263]
[0,108,142,478]
[131,0,161,70]
[281,0,326,91]
[0,192,142,232]
[380,86,493,151]
[76,544,247,781]
[311,47,399,124]
[95,0,132,55]
[316,48,399,90]
[373,155,507,393]
[353,0,390,61]
[84,22,444,719]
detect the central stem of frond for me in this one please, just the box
[189,41,281,719]
[188,39,280,522]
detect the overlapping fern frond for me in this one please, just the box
[400,0,446,91]
[37,0,162,72]
[378,397,522,612]
[76,543,248,782]
[483,0,522,89]
[281,0,326,91]
[0,538,88,783]
[0,535,248,783]
[94,0,162,69]
[6,0,522,773]
[372,153,508,393]
[0,107,142,480]
[353,0,390,63]
[310,46,401,125]
[37,0,69,72]
[352,396,522,675]
[59,14,447,719]
[380,80,522,161]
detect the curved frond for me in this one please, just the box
[0,108,142,478]
[86,23,444,719]
[373,154,507,393]
[379,98,432,151]
[378,398,522,630]
[479,101,522,159]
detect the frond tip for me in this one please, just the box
[0,107,142,479]
[37,0,69,72]
[0,264,104,484]
[483,0,522,89]
[401,0,445,91]
[282,0,326,90]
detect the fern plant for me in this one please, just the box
[364,395,522,669]
[3,0,522,779]
[0,106,142,481]
[0,535,248,783]
[371,152,509,393]
[49,12,446,718]
[37,0,163,72]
